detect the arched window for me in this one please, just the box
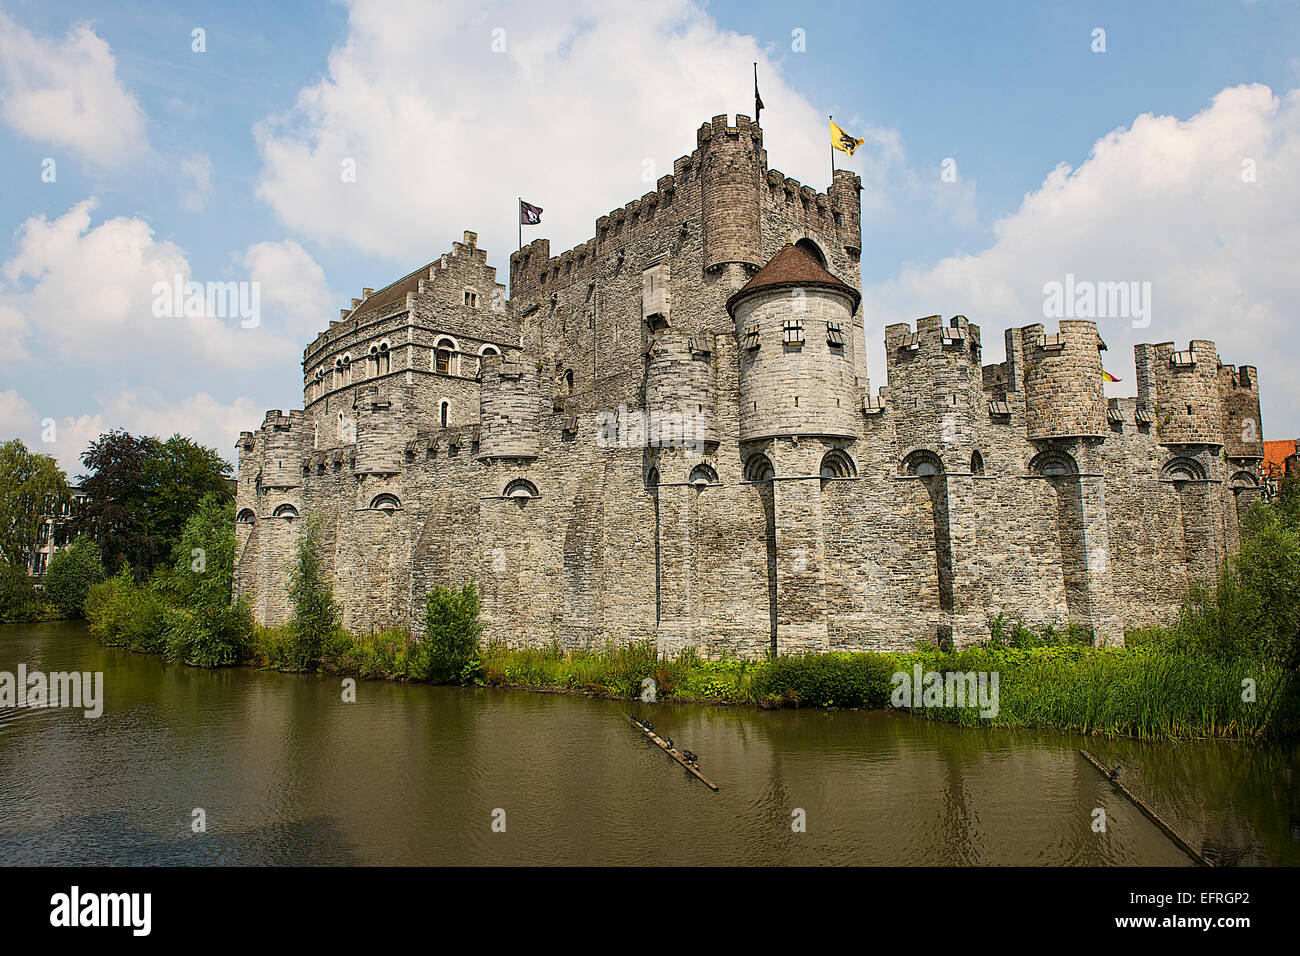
[794,237,827,269]
[340,354,352,385]
[236,508,256,524]
[504,478,538,499]
[646,466,660,492]
[970,450,985,476]
[744,453,775,482]
[1029,449,1078,478]
[435,337,458,375]
[1160,457,1206,482]
[370,493,400,513]
[820,449,857,480]
[688,463,718,487]
[902,450,944,477]
[272,504,298,519]
[1229,471,1258,489]
[564,370,575,394]
[439,401,450,428]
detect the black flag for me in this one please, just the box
[754,63,764,123]
[519,200,543,225]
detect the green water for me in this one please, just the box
[1,621,1296,865]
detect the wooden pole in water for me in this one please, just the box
[625,713,719,791]
[1079,749,1213,867]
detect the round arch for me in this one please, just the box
[901,449,944,477]
[820,449,857,480]
[503,478,539,499]
[792,235,829,269]
[1028,448,1078,478]
[743,453,775,482]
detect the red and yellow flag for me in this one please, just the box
[1102,370,1121,383]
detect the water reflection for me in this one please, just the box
[0,622,1295,866]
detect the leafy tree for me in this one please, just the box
[43,537,106,617]
[0,439,70,569]
[286,514,338,671]
[157,494,253,668]
[76,430,232,575]
[424,580,483,682]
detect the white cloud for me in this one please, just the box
[243,239,336,337]
[0,13,148,167]
[254,0,931,266]
[861,84,1300,439]
[180,154,213,212]
[0,199,306,369]
[0,387,259,475]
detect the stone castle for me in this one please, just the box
[234,113,1268,655]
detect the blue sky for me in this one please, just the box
[1,0,1297,472]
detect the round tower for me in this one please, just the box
[259,410,302,489]
[353,385,405,474]
[1020,321,1107,440]
[729,244,860,442]
[883,314,984,472]
[828,168,862,257]
[1219,363,1263,459]
[699,115,763,272]
[479,352,541,459]
[1148,340,1225,445]
[645,328,718,446]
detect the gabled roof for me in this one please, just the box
[726,243,860,314]
[346,262,437,321]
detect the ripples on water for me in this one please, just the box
[0,622,1296,866]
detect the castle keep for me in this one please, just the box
[234,114,1268,655]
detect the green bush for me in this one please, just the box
[0,563,56,622]
[85,567,169,653]
[43,537,106,618]
[423,581,483,682]
[285,514,338,672]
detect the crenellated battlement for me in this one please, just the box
[1136,339,1226,446]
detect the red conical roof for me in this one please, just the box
[726,243,860,314]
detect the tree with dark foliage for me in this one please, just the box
[76,430,232,576]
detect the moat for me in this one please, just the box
[1,622,1296,866]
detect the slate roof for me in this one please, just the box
[726,243,861,314]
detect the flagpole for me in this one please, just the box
[518,197,522,252]
[829,114,835,184]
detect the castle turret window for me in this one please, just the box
[782,319,804,347]
[743,323,760,350]
[826,321,845,348]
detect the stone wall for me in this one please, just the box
[233,114,1267,658]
